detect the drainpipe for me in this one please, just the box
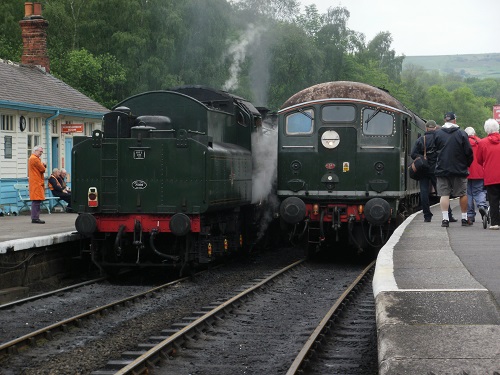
[45,110,60,175]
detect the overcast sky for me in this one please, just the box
[300,0,500,56]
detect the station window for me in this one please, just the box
[362,108,394,136]
[27,118,41,159]
[322,105,356,122]
[4,136,12,158]
[1,114,14,131]
[51,119,59,134]
[286,109,314,135]
[84,122,94,135]
[28,117,40,133]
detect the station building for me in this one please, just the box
[0,2,108,214]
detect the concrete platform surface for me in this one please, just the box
[0,212,79,253]
[374,200,500,374]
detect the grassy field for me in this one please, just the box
[403,53,500,80]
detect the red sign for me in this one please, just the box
[61,124,84,133]
[493,105,500,123]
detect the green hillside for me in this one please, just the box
[403,53,500,80]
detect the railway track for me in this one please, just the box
[0,276,190,358]
[0,246,307,374]
[0,277,106,310]
[287,261,377,374]
[90,259,376,374]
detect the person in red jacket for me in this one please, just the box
[464,127,488,225]
[476,119,500,229]
[28,145,46,224]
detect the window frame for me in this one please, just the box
[361,107,395,136]
[285,109,315,135]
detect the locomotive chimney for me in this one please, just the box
[19,1,50,73]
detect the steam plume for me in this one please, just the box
[223,24,265,92]
[251,120,279,240]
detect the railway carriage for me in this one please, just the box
[277,81,425,254]
[72,86,265,274]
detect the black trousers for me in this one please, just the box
[52,191,71,207]
[485,184,500,226]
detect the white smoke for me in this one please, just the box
[251,121,277,204]
[251,120,279,240]
[223,24,265,92]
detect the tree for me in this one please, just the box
[401,64,428,112]
[296,4,322,38]
[0,0,23,61]
[51,48,126,108]
[230,0,300,22]
[361,32,404,82]
[268,23,323,109]
[315,6,358,81]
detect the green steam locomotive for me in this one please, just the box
[72,86,266,274]
[277,81,425,255]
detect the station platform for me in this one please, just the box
[0,212,80,254]
[373,200,500,374]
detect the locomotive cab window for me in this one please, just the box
[238,110,250,127]
[322,105,356,122]
[362,108,394,136]
[286,109,314,135]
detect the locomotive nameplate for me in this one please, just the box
[132,180,147,189]
[133,150,146,159]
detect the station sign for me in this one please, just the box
[61,124,84,133]
[493,105,500,123]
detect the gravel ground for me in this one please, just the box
[152,260,372,374]
[0,246,307,375]
[0,282,154,342]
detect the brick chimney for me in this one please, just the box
[19,2,50,73]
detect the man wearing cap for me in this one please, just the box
[411,120,440,222]
[434,112,473,227]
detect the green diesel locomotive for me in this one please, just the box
[277,81,425,255]
[72,86,265,274]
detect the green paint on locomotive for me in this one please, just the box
[277,81,425,219]
[72,88,260,215]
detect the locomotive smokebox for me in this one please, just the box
[280,197,306,225]
[364,198,391,225]
[75,213,97,236]
[169,213,191,236]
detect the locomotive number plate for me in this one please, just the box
[133,150,146,159]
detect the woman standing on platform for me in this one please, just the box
[28,145,46,224]
[477,119,500,230]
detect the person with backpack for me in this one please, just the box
[434,112,473,227]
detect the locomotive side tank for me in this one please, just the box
[277,81,425,254]
[72,86,264,273]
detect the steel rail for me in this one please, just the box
[286,260,376,375]
[0,277,107,310]
[112,259,305,375]
[0,275,191,357]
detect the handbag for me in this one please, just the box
[409,136,430,180]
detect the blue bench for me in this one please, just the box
[13,183,65,214]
